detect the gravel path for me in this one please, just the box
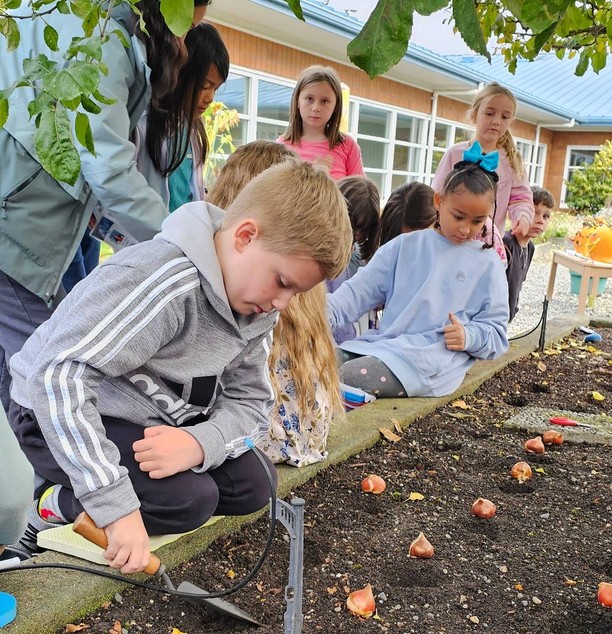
[508,246,612,338]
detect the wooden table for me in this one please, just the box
[546,250,612,314]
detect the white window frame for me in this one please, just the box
[560,145,601,208]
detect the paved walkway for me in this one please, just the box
[3,313,610,634]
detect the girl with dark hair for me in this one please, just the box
[278,65,364,180]
[0,0,210,411]
[377,182,436,247]
[139,22,230,212]
[328,150,509,399]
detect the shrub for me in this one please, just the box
[565,140,612,214]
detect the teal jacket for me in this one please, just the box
[0,6,167,304]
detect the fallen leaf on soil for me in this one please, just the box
[514,584,524,591]
[537,361,547,372]
[534,467,547,474]
[564,578,577,586]
[451,399,470,409]
[327,586,338,594]
[452,454,460,460]
[378,427,401,442]
[391,418,402,434]
[109,622,121,634]
[171,629,188,634]
[226,568,236,579]
[592,391,605,401]
[447,412,473,420]
[408,492,425,501]
[65,625,89,633]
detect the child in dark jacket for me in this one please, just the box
[503,186,554,321]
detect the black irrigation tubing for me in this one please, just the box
[508,297,548,342]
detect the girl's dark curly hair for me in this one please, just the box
[441,161,498,248]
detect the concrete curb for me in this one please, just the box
[2,313,602,633]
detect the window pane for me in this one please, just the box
[454,127,471,144]
[431,149,445,173]
[393,145,422,172]
[434,122,450,148]
[364,170,384,193]
[536,145,545,164]
[359,139,387,169]
[395,114,423,143]
[256,122,286,141]
[391,173,419,191]
[569,149,597,167]
[257,80,292,121]
[358,104,389,137]
[221,74,249,113]
[230,120,247,146]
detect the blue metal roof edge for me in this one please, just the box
[251,0,609,125]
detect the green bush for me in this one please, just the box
[565,140,612,214]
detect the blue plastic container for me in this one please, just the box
[569,271,607,296]
[0,592,17,627]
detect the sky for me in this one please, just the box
[326,0,475,55]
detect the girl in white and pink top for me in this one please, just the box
[278,65,364,181]
[432,82,534,239]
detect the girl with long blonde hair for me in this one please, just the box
[432,82,534,242]
[208,140,344,467]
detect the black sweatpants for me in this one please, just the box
[9,403,277,535]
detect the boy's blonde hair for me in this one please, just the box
[222,160,352,279]
[469,82,525,177]
[207,141,298,210]
[282,65,344,149]
[269,282,344,423]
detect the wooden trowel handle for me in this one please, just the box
[73,511,162,576]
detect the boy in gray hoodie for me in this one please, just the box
[7,160,352,573]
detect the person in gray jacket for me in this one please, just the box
[7,160,353,573]
[0,404,34,559]
[0,0,210,412]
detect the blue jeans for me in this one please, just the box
[61,232,101,293]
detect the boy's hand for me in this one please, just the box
[511,217,530,238]
[133,426,205,479]
[103,510,150,574]
[444,312,466,351]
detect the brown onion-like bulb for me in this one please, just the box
[409,532,434,558]
[510,461,533,483]
[361,474,386,495]
[471,497,496,519]
[598,581,612,608]
[346,583,376,617]
[524,437,546,454]
[542,430,564,445]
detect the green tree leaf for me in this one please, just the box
[56,0,70,14]
[0,16,21,51]
[67,35,104,61]
[91,88,115,105]
[160,0,193,36]
[34,105,81,185]
[65,60,100,93]
[453,0,490,59]
[348,0,414,79]
[285,0,304,20]
[0,94,8,129]
[521,0,572,32]
[80,94,102,114]
[75,110,95,154]
[575,49,589,76]
[412,0,448,16]
[43,24,59,52]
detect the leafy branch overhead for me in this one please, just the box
[0,0,194,185]
[285,0,612,78]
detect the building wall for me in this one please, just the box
[546,130,611,207]
[214,23,609,209]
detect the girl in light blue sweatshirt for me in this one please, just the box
[328,150,509,398]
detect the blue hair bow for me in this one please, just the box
[462,141,499,173]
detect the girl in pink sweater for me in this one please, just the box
[278,65,364,181]
[432,82,534,243]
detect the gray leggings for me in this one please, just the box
[337,350,406,398]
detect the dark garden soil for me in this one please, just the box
[58,328,612,634]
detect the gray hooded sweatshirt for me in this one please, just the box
[9,202,277,528]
